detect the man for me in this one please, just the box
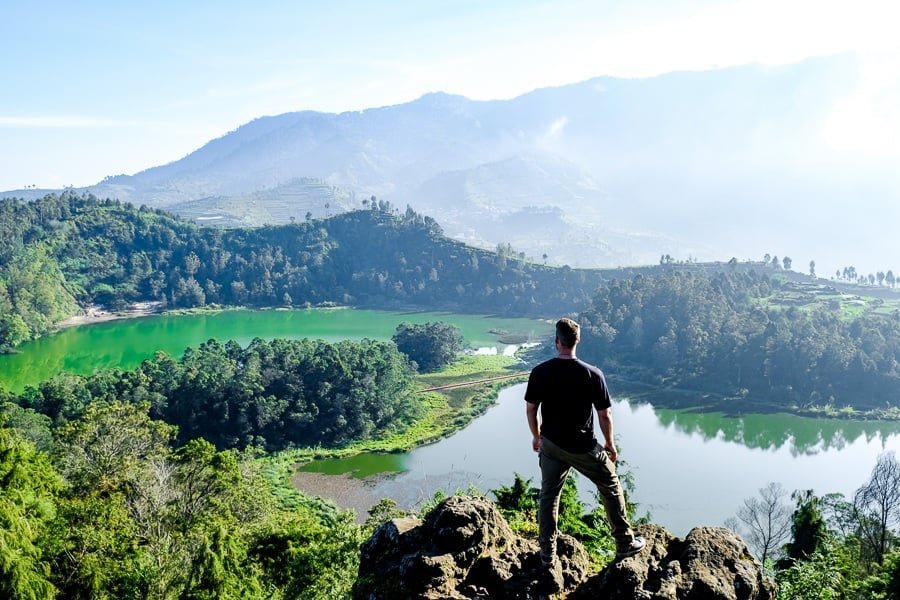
[525,317,645,570]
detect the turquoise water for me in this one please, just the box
[0,308,547,392]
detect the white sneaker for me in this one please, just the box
[616,535,646,559]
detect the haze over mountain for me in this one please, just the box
[6,54,897,273]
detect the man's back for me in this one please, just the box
[525,357,610,453]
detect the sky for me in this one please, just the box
[1,0,899,191]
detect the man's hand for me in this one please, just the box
[604,442,618,463]
[532,435,541,452]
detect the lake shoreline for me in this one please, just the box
[55,301,166,330]
[291,471,391,522]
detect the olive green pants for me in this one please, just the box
[538,435,635,560]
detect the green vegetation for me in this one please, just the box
[15,337,419,452]
[266,354,525,461]
[732,452,900,599]
[392,321,464,372]
[0,348,529,598]
[579,268,900,414]
[6,193,900,418]
[0,193,603,350]
[0,403,364,599]
[492,473,638,565]
[8,192,900,595]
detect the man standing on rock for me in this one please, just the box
[525,317,645,569]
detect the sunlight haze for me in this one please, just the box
[2,0,898,190]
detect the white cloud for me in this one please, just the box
[546,117,568,139]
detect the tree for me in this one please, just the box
[732,482,792,566]
[854,451,900,565]
[392,321,464,372]
[809,260,816,278]
[0,313,30,349]
[54,401,175,494]
[775,540,845,600]
[781,490,829,567]
[783,256,793,271]
[250,510,363,599]
[493,473,538,530]
[0,422,61,599]
[853,551,900,599]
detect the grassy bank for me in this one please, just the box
[261,354,529,508]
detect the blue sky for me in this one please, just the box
[1,0,898,190]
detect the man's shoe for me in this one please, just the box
[616,535,646,559]
[538,557,564,593]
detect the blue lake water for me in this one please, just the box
[300,382,900,535]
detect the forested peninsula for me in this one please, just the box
[578,268,900,416]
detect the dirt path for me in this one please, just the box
[418,372,527,392]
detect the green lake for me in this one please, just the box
[0,308,548,392]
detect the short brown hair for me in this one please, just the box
[555,318,580,348]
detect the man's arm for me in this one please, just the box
[526,401,541,452]
[596,407,618,463]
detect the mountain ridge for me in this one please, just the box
[5,54,889,273]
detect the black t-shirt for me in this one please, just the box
[524,357,611,453]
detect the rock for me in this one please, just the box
[355,497,774,600]
[570,524,776,600]
[354,495,589,599]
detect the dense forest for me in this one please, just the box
[9,336,418,451]
[577,269,900,412]
[0,192,604,350]
[0,401,367,599]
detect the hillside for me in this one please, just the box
[0,193,607,349]
[5,55,892,272]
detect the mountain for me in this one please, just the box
[5,54,894,272]
[394,152,681,266]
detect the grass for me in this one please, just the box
[796,404,900,421]
[750,280,900,323]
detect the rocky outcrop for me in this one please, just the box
[354,495,589,599]
[570,524,775,600]
[355,496,775,600]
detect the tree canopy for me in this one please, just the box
[577,269,900,412]
[17,336,419,451]
[392,321,465,372]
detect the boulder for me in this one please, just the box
[354,495,589,599]
[570,524,776,600]
[355,496,775,600]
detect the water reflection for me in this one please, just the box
[652,405,900,456]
